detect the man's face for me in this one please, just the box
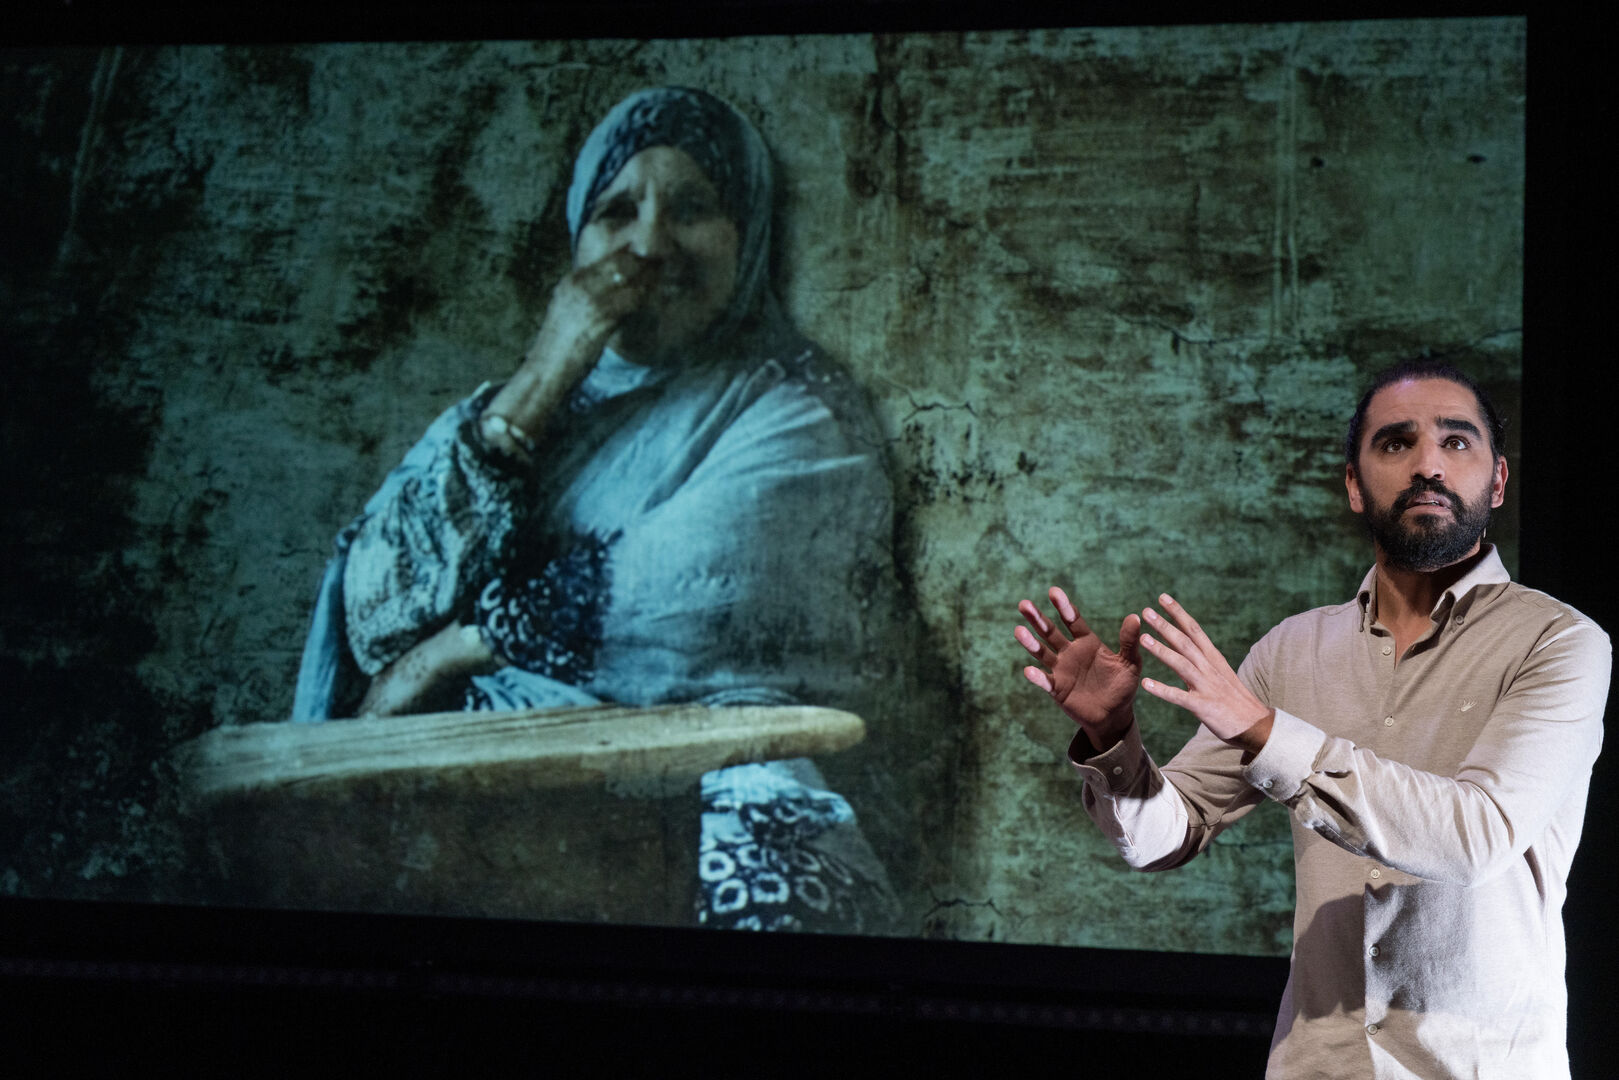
[1346,377,1507,572]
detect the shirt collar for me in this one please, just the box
[1356,543,1511,632]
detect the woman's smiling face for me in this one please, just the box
[574,145,740,363]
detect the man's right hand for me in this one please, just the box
[1014,586,1143,753]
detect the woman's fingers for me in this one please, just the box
[531,254,651,372]
[580,249,654,301]
[546,252,652,345]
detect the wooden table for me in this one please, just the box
[175,703,865,925]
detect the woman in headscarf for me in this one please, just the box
[292,87,902,933]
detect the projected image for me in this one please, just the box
[2,18,1523,952]
[294,86,908,933]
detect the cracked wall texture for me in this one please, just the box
[2,18,1523,953]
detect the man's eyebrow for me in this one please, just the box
[1367,416,1483,446]
[1438,416,1483,438]
[1368,420,1416,446]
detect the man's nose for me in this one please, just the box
[1412,439,1446,480]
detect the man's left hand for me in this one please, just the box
[1137,594,1274,754]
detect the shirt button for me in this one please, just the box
[1369,868,1382,880]
[1381,644,1393,656]
[1260,778,1274,789]
[1383,716,1395,727]
[1367,1023,1380,1035]
[1111,766,1123,776]
[1368,945,1380,957]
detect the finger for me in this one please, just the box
[1116,612,1143,667]
[1141,606,1202,663]
[1017,598,1053,637]
[573,251,653,304]
[1139,675,1191,710]
[1138,630,1201,687]
[1159,594,1217,653]
[544,270,638,350]
[1013,624,1053,666]
[1022,665,1054,693]
[1018,598,1070,652]
[1049,586,1095,639]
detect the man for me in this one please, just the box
[1014,360,1609,1078]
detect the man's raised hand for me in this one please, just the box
[1014,586,1143,752]
[1137,594,1274,753]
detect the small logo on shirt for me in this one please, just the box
[1459,700,1476,712]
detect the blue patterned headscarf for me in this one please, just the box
[566,88,776,343]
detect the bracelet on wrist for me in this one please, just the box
[479,412,538,463]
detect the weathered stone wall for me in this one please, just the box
[1,18,1524,953]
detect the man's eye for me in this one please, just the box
[1380,440,1407,453]
[1444,436,1470,450]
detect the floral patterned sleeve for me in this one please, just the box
[341,385,529,676]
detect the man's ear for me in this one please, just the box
[1490,454,1508,509]
[1345,463,1364,514]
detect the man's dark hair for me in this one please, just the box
[1345,358,1507,466]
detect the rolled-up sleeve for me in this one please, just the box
[1070,719,1266,872]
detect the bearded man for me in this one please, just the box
[1013,360,1609,1079]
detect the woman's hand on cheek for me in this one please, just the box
[487,250,654,438]
[530,251,653,385]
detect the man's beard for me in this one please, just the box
[1358,475,1493,572]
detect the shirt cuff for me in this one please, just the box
[1068,722,1148,797]
[1242,708,1326,802]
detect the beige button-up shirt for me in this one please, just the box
[1071,547,1610,1079]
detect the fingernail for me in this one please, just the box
[1160,593,1175,605]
